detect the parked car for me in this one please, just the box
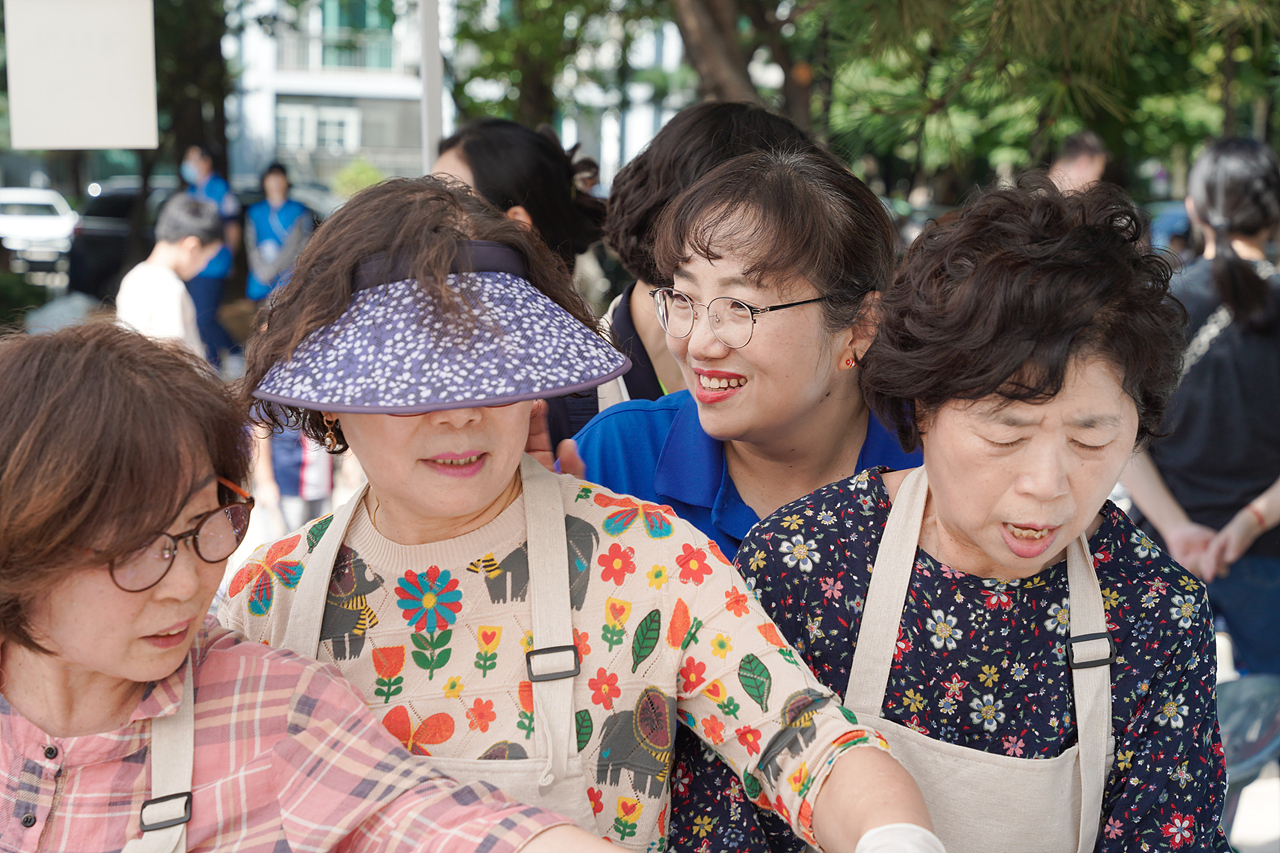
[66,177,177,302]
[0,187,79,273]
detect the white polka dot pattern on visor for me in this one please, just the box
[253,272,629,413]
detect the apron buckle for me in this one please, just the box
[526,645,581,682]
[138,791,192,832]
[1067,632,1117,669]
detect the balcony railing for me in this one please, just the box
[277,28,404,73]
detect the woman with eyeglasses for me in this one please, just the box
[220,176,943,853]
[0,322,635,853]
[571,147,922,852]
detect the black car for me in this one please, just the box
[66,178,177,302]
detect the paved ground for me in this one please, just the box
[1231,763,1279,852]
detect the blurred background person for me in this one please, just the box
[1123,136,1280,677]
[114,195,222,359]
[1048,130,1109,193]
[245,162,313,302]
[181,144,242,369]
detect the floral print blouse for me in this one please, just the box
[220,474,892,852]
[668,468,1229,853]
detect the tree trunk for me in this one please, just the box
[740,0,810,129]
[670,0,760,103]
[1221,27,1238,137]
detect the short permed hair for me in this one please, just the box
[652,147,896,335]
[0,323,250,651]
[860,173,1186,452]
[605,102,813,285]
[155,194,223,246]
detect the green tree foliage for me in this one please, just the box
[451,0,666,127]
[822,0,1280,194]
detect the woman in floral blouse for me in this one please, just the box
[222,177,942,853]
[677,176,1230,852]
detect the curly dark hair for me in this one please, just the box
[604,102,814,285]
[238,176,600,452]
[860,173,1187,452]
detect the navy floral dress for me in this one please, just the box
[668,468,1229,853]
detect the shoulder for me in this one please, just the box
[560,474,730,562]
[1091,503,1214,642]
[576,390,688,439]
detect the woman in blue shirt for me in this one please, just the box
[245,162,313,301]
[572,147,922,852]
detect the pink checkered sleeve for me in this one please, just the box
[0,622,568,853]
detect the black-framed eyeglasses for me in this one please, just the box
[107,477,255,593]
[650,287,828,349]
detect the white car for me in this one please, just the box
[0,187,78,272]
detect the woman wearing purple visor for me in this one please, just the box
[222,177,943,853]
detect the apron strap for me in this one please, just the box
[281,488,367,656]
[122,663,195,853]
[845,467,1112,853]
[845,467,929,709]
[1064,536,1114,853]
[518,455,579,792]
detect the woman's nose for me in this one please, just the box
[1015,442,1071,501]
[425,406,484,428]
[685,307,732,358]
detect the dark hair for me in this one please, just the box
[155,195,223,246]
[606,102,814,285]
[652,147,895,334]
[437,119,604,267]
[261,161,290,194]
[0,323,250,651]
[861,173,1186,451]
[239,175,600,452]
[187,144,215,164]
[1057,130,1108,163]
[1188,137,1280,331]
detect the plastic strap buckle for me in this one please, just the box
[525,645,581,682]
[1067,632,1117,669]
[138,791,192,832]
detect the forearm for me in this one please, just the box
[810,746,934,851]
[1120,450,1190,538]
[1243,474,1280,531]
[518,824,617,853]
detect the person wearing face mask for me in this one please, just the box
[245,162,313,302]
[181,144,242,369]
[711,175,1229,852]
[221,176,945,853]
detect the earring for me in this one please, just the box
[323,415,339,451]
[845,358,854,368]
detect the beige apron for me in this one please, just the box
[122,665,195,853]
[845,468,1115,853]
[281,455,599,832]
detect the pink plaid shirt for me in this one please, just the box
[0,620,566,853]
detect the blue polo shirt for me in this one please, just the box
[573,390,921,558]
[186,173,240,279]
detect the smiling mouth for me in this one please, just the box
[1005,523,1053,541]
[698,375,746,390]
[433,455,481,466]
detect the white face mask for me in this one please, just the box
[180,161,199,185]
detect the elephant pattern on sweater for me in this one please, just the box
[321,544,383,660]
[596,686,677,799]
[468,515,598,607]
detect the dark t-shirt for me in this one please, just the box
[1146,256,1280,557]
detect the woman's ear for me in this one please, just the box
[837,291,881,370]
[505,205,535,230]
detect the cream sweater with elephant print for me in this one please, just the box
[220,475,889,850]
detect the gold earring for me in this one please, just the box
[323,415,339,451]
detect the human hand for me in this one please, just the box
[524,401,587,479]
[1200,509,1265,581]
[1162,522,1216,582]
